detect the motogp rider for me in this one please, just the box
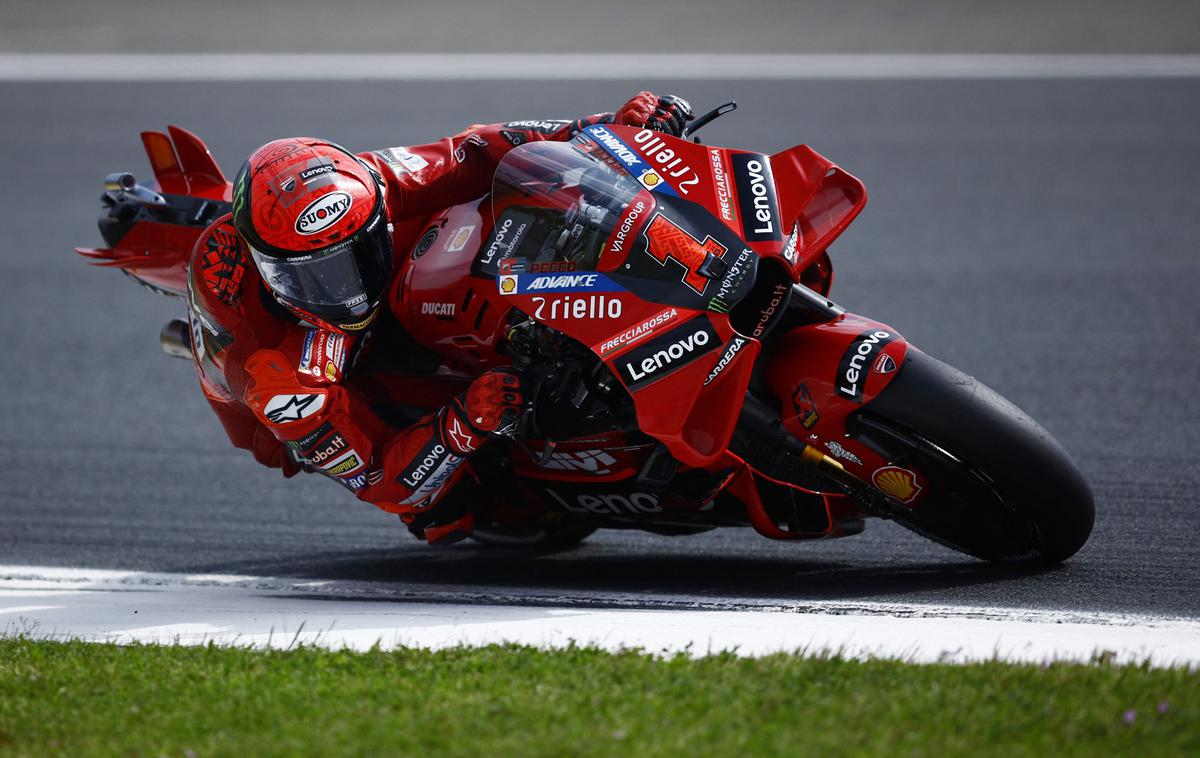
[186,92,694,545]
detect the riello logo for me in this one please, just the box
[295,191,352,235]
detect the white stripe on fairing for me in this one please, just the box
[1,54,1200,81]
[2,565,1198,666]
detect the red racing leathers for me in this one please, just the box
[186,98,664,543]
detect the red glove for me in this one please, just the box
[440,369,526,456]
[615,92,695,137]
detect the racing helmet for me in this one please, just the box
[232,138,393,333]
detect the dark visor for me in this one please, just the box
[249,213,392,317]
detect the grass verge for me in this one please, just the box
[1,638,1197,756]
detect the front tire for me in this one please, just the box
[470,522,597,549]
[850,348,1094,563]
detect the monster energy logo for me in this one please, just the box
[708,296,731,314]
[233,171,248,219]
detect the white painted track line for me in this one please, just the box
[2,566,1199,666]
[2,54,1200,81]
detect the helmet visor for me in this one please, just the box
[250,213,392,320]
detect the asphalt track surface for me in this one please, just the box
[1,78,1197,618]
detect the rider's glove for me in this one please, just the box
[615,92,694,137]
[441,368,526,456]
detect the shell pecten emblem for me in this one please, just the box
[871,465,922,504]
[498,275,518,294]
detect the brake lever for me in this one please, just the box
[684,101,738,140]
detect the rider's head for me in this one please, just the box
[233,138,392,334]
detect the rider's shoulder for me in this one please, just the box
[188,212,251,325]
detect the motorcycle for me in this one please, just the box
[76,108,1094,563]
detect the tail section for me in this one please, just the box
[140,125,230,201]
[75,126,233,297]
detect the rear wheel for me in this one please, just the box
[849,348,1094,563]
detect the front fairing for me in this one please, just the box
[489,129,771,466]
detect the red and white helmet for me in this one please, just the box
[232,138,392,333]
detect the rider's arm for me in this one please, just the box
[357,91,679,222]
[239,345,521,541]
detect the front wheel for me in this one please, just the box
[849,348,1094,564]
[470,521,597,550]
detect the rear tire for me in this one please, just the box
[851,348,1094,564]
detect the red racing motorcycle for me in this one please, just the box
[77,109,1094,563]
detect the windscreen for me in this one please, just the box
[489,140,642,273]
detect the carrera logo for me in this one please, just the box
[781,223,799,264]
[732,153,782,242]
[617,317,720,390]
[295,191,352,235]
[836,330,897,403]
[704,336,747,386]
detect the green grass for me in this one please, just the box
[0,639,1197,757]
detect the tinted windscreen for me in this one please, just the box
[490,140,643,272]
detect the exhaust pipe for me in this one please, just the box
[160,319,192,360]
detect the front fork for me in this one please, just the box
[726,284,921,537]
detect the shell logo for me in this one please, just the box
[499,275,518,294]
[871,466,922,504]
[640,169,661,188]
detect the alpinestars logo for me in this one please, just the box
[264,393,326,424]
